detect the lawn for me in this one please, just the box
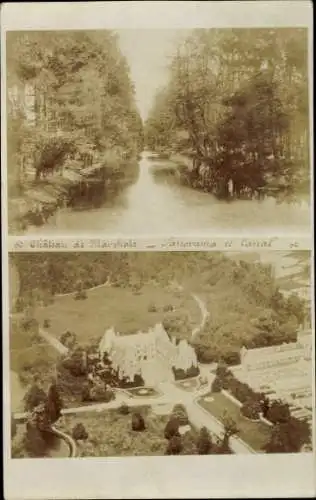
[59,406,170,457]
[197,392,272,452]
[34,283,200,342]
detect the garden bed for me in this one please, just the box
[126,387,161,398]
[58,406,170,457]
[175,378,200,392]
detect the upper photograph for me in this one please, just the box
[5,28,311,236]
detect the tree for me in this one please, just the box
[171,404,189,426]
[11,415,17,439]
[221,411,239,450]
[7,30,144,201]
[266,400,291,424]
[46,381,63,423]
[211,377,222,393]
[145,28,309,200]
[164,417,180,440]
[72,422,89,441]
[131,412,146,432]
[264,419,311,453]
[23,421,48,458]
[196,426,212,455]
[24,384,47,412]
[165,435,183,455]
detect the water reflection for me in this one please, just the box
[28,151,310,235]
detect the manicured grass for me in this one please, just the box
[34,283,200,342]
[197,392,272,452]
[59,406,170,457]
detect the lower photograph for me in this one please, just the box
[8,250,313,458]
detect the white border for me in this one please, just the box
[1,2,315,499]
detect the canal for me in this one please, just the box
[26,151,310,236]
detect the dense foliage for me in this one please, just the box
[144,28,309,200]
[7,30,143,198]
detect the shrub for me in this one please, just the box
[43,319,51,329]
[24,384,47,412]
[164,417,180,440]
[148,303,158,313]
[221,350,241,366]
[181,430,198,455]
[266,400,291,424]
[196,426,212,455]
[23,422,48,457]
[131,412,146,431]
[172,404,189,426]
[62,349,87,377]
[211,377,222,393]
[46,382,63,423]
[215,363,228,379]
[118,403,130,415]
[74,290,87,300]
[81,382,92,402]
[241,399,261,420]
[72,423,88,441]
[165,435,183,455]
[11,415,17,439]
[163,304,174,312]
[172,364,200,381]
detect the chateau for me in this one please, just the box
[99,323,198,386]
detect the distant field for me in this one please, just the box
[34,283,200,343]
[197,392,272,452]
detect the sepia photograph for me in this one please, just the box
[9,250,313,458]
[5,27,311,236]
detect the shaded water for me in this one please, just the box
[26,151,310,236]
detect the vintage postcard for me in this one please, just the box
[1,2,315,500]
[2,5,313,237]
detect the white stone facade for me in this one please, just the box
[99,323,198,385]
